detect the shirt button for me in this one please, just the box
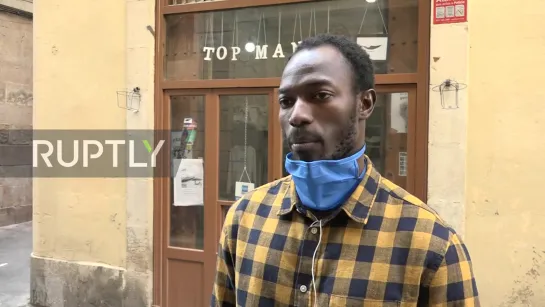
[310,227,318,235]
[299,285,308,293]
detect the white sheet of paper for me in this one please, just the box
[356,37,389,61]
[173,158,204,206]
[235,181,255,200]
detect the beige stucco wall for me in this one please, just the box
[465,0,545,305]
[32,0,155,305]
[428,0,545,305]
[34,0,127,266]
[427,12,468,239]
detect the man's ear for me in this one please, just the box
[359,89,376,120]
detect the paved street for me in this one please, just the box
[0,222,32,307]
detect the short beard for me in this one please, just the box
[329,105,358,160]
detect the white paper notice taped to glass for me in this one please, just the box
[235,181,255,200]
[173,158,204,206]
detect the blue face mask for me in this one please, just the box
[284,144,367,211]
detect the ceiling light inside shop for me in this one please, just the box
[245,42,256,52]
[366,0,376,2]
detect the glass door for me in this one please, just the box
[163,91,216,307]
[217,94,271,201]
[169,95,206,250]
[214,88,282,239]
[161,88,282,307]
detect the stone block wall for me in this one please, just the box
[0,9,33,227]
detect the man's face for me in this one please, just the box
[278,45,375,162]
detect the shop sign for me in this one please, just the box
[433,0,467,24]
[203,41,301,61]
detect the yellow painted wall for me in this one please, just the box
[427,14,468,238]
[429,0,545,304]
[465,0,545,305]
[33,0,127,266]
[33,0,155,304]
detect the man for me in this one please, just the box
[212,34,479,306]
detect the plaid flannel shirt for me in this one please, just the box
[212,156,479,306]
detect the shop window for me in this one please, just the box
[218,94,269,201]
[282,92,409,190]
[170,95,205,249]
[165,0,419,80]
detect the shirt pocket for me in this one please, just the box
[329,295,403,307]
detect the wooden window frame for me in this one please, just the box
[153,1,430,306]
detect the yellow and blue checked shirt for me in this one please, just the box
[212,157,479,306]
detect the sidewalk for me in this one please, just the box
[0,221,32,307]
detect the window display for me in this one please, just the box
[165,0,419,80]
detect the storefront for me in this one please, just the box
[32,0,545,305]
[153,0,430,305]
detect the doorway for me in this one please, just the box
[157,88,282,307]
[156,85,419,307]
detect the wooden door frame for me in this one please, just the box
[155,85,422,307]
[156,88,281,307]
[153,1,431,305]
[156,91,218,307]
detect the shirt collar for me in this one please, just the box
[276,155,381,224]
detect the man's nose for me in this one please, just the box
[288,99,313,127]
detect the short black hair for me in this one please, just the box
[288,34,375,93]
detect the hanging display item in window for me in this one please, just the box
[233,97,255,200]
[356,0,389,62]
[225,95,269,200]
[226,144,257,199]
[173,118,204,206]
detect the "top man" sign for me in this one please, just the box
[202,41,302,61]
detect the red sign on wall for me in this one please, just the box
[433,0,467,24]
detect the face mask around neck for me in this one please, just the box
[284,144,367,211]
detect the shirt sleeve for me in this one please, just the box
[426,232,480,306]
[211,213,237,306]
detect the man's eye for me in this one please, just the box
[279,98,293,108]
[315,92,332,100]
